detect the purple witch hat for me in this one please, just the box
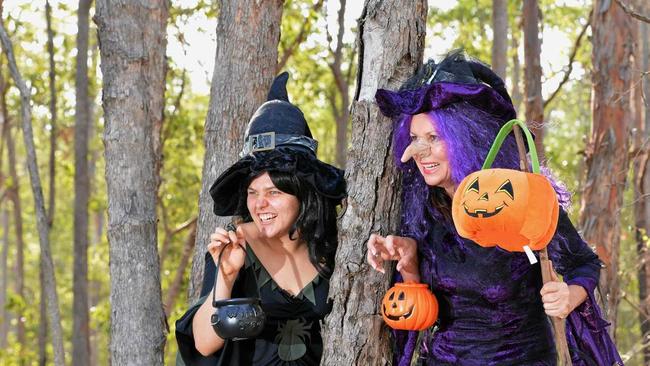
[375,50,516,123]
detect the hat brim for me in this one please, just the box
[209,149,346,217]
[375,82,516,122]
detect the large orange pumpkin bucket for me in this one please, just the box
[452,119,559,255]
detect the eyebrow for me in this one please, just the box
[247,185,279,192]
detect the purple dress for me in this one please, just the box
[393,207,623,366]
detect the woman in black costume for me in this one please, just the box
[175,73,346,365]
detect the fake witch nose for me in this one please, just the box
[400,141,431,163]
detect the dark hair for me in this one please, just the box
[236,170,339,277]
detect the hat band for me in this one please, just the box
[240,132,319,157]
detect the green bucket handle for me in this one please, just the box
[481,119,539,173]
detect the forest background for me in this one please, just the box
[0,0,647,365]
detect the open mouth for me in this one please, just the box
[382,304,414,321]
[462,203,507,218]
[258,213,277,223]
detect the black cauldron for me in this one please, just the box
[210,297,265,340]
[210,225,266,340]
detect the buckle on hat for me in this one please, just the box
[242,132,276,156]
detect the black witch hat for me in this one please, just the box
[209,72,346,217]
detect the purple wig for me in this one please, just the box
[393,100,571,246]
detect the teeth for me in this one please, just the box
[423,163,439,169]
[259,213,277,222]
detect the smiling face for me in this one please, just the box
[380,282,439,331]
[246,172,300,240]
[382,288,414,321]
[408,113,454,194]
[461,175,515,218]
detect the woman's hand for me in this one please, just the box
[208,226,247,281]
[540,272,587,319]
[366,233,420,282]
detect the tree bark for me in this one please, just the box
[45,0,56,227]
[44,2,57,363]
[0,19,66,366]
[636,0,650,362]
[491,0,508,79]
[0,208,7,349]
[522,0,545,157]
[329,0,350,168]
[73,0,92,365]
[188,0,284,302]
[321,1,427,364]
[0,50,10,353]
[579,0,635,338]
[511,24,523,114]
[94,1,169,364]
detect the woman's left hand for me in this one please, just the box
[540,281,572,318]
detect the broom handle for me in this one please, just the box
[512,125,572,366]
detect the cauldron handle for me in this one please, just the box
[211,223,262,307]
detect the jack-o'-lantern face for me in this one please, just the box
[382,289,413,321]
[461,176,515,218]
[381,282,438,331]
[451,168,560,252]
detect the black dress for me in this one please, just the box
[175,245,331,366]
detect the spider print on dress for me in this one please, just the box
[274,318,312,361]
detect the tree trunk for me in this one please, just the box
[321,1,427,364]
[579,0,635,338]
[6,80,26,366]
[522,0,544,157]
[329,0,350,168]
[94,1,169,364]
[73,0,92,365]
[188,0,284,302]
[165,221,196,315]
[0,20,66,366]
[491,0,507,79]
[0,49,10,353]
[44,1,57,363]
[0,208,8,349]
[636,0,650,362]
[511,27,523,114]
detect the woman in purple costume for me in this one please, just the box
[366,50,622,366]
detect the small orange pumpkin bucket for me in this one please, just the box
[381,282,438,331]
[451,119,559,253]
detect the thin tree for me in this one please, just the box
[188,0,284,302]
[94,1,169,363]
[0,18,66,366]
[491,0,507,79]
[579,0,635,336]
[522,0,544,158]
[511,22,523,113]
[321,0,427,364]
[73,0,92,365]
[635,0,650,360]
[0,57,8,351]
[43,5,56,360]
[327,0,351,168]
[0,208,7,349]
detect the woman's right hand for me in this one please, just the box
[366,233,420,282]
[208,225,247,280]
